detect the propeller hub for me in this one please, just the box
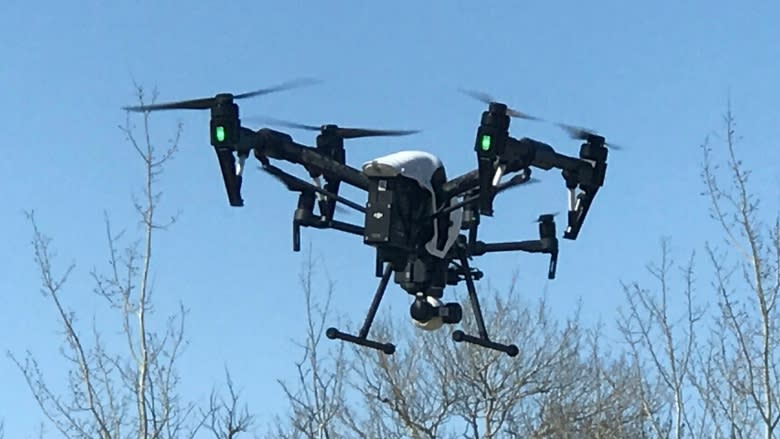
[587,134,606,146]
[535,212,560,223]
[214,93,234,103]
[488,102,507,114]
[321,124,339,133]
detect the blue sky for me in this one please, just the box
[2,0,779,436]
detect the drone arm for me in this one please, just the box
[281,142,370,189]
[503,137,582,172]
[253,128,370,191]
[471,212,559,280]
[471,239,558,279]
[262,164,364,250]
[261,163,366,214]
[440,137,604,242]
[471,240,545,254]
[438,140,573,202]
[295,215,364,238]
[292,214,365,251]
[440,170,481,202]
[502,137,607,240]
[313,218,364,236]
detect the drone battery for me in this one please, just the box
[364,180,394,245]
[363,176,424,251]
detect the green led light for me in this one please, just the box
[480,134,492,151]
[215,126,226,142]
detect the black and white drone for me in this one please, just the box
[122,79,614,357]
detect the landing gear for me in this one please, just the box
[449,244,519,357]
[325,263,396,355]
[325,261,464,355]
[326,248,519,358]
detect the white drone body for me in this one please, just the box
[362,150,463,259]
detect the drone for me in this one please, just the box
[122,79,613,357]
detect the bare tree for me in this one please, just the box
[613,100,780,439]
[344,278,662,438]
[204,369,255,439]
[693,101,780,439]
[269,248,351,439]
[520,323,658,439]
[7,85,253,439]
[340,314,459,439]
[271,269,659,438]
[617,238,705,439]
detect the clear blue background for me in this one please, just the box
[2,1,779,436]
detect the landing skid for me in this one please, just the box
[449,249,519,357]
[326,249,518,357]
[326,263,396,355]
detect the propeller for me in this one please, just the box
[248,116,420,139]
[459,88,621,150]
[459,88,544,121]
[556,123,623,150]
[260,164,366,214]
[121,78,321,112]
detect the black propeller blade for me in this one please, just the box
[460,88,620,150]
[121,78,321,112]
[260,164,366,213]
[459,88,544,121]
[248,116,419,139]
[556,123,623,150]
